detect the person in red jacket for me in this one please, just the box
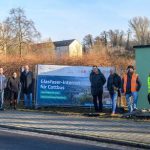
[122,65,141,112]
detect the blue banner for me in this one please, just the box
[35,65,113,107]
[36,75,91,106]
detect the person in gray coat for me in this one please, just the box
[0,68,7,110]
[90,66,106,112]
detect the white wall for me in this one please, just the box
[69,40,82,57]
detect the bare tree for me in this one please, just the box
[129,16,150,45]
[0,22,12,55]
[100,31,108,46]
[118,31,124,47]
[107,29,126,47]
[108,30,118,47]
[94,36,102,44]
[93,36,107,54]
[125,29,132,50]
[5,8,41,57]
[83,34,94,51]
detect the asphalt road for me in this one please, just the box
[0,128,115,150]
[0,128,142,150]
[0,110,150,148]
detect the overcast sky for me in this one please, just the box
[0,0,150,42]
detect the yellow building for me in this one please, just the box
[54,39,82,57]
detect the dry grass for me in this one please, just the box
[0,52,134,76]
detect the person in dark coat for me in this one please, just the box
[107,69,121,115]
[7,72,20,110]
[20,65,33,108]
[90,66,106,112]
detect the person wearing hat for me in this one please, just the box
[90,65,106,112]
[122,65,141,112]
[147,73,150,104]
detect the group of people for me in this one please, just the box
[0,64,148,113]
[0,65,33,110]
[90,65,142,115]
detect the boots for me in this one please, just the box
[10,100,17,110]
[10,101,13,110]
[14,100,17,110]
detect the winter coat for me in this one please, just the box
[0,75,7,91]
[7,77,20,93]
[90,69,106,96]
[20,71,33,94]
[107,73,121,95]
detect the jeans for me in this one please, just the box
[125,92,138,112]
[0,91,4,109]
[110,92,118,113]
[24,93,32,108]
[93,92,103,112]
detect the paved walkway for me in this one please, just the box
[0,110,150,148]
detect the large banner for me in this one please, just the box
[35,65,113,107]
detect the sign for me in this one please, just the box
[35,65,113,107]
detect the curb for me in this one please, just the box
[0,124,149,149]
[18,109,82,116]
[18,109,150,121]
[18,109,122,118]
